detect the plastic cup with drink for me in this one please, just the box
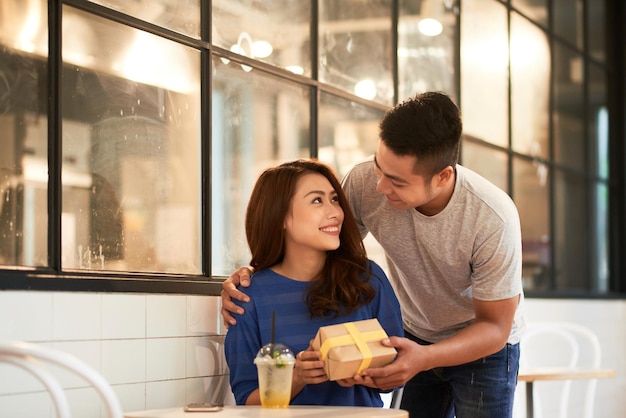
[254,342,296,408]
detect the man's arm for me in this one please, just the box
[358,295,519,391]
[221,267,253,327]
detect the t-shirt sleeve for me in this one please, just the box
[471,205,523,301]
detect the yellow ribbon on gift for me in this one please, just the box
[318,322,387,375]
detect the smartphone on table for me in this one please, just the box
[184,403,222,412]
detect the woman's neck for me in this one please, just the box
[272,250,326,282]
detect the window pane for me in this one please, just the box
[0,0,48,267]
[553,42,584,169]
[589,64,608,180]
[511,0,548,27]
[398,0,457,100]
[460,141,508,193]
[460,0,508,147]
[554,169,586,291]
[319,0,393,105]
[513,157,551,291]
[212,0,311,77]
[587,0,606,62]
[61,7,202,274]
[511,13,550,159]
[211,58,311,276]
[87,0,200,38]
[592,182,609,292]
[318,93,384,179]
[553,0,583,49]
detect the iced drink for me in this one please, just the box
[254,343,296,408]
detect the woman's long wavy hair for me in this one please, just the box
[245,159,374,318]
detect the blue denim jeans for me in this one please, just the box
[400,331,520,418]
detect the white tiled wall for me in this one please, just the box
[0,292,624,418]
[0,291,232,418]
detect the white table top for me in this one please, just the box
[518,367,616,382]
[125,405,408,418]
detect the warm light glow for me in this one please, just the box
[229,32,253,72]
[15,0,41,53]
[252,40,273,58]
[286,66,304,75]
[418,18,443,37]
[354,79,377,100]
[120,32,193,93]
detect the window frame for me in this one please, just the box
[1,0,624,298]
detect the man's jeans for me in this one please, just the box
[400,331,520,418]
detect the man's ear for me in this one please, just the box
[435,166,455,187]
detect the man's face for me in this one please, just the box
[373,140,444,214]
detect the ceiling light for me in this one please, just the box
[354,79,377,100]
[252,40,273,58]
[418,18,443,37]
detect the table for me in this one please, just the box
[125,405,408,418]
[517,367,616,418]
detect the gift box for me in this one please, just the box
[311,318,397,381]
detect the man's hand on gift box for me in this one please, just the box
[357,336,428,391]
[335,374,377,388]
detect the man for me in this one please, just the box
[221,91,525,418]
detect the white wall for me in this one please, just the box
[0,292,624,417]
[0,291,233,417]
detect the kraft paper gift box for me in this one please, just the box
[311,318,397,381]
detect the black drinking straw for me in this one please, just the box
[270,310,276,357]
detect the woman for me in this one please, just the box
[224,159,403,407]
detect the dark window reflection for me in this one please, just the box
[513,157,551,291]
[554,169,587,291]
[0,47,48,267]
[553,42,584,169]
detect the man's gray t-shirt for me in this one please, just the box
[343,158,525,344]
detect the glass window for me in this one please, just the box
[553,169,587,291]
[212,0,311,77]
[61,7,202,274]
[592,182,609,292]
[211,57,311,276]
[511,13,550,160]
[588,64,608,180]
[460,141,508,193]
[588,64,609,293]
[511,0,547,27]
[398,0,457,100]
[587,0,606,62]
[319,0,393,105]
[553,42,584,169]
[0,0,48,267]
[513,156,551,291]
[87,0,201,38]
[317,92,384,179]
[460,0,509,147]
[552,0,583,49]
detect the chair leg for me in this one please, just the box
[391,387,404,409]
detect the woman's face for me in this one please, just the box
[283,172,344,255]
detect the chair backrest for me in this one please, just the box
[517,322,602,418]
[0,340,124,418]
